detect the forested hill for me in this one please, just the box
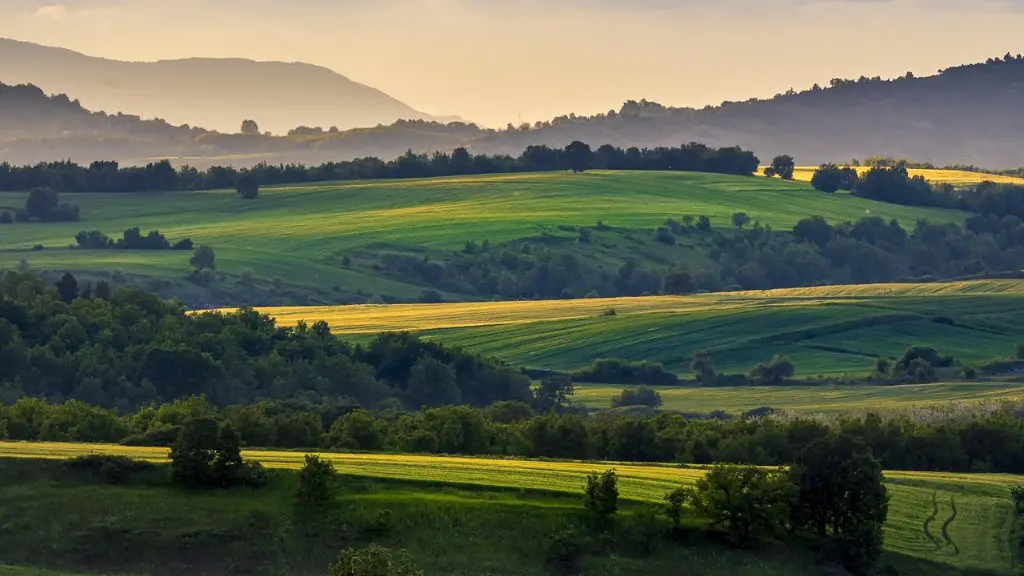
[1,53,1023,167]
[0,38,431,135]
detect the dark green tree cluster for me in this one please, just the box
[610,386,663,409]
[14,187,80,222]
[0,271,531,411]
[810,163,859,193]
[74,227,193,250]
[0,141,760,195]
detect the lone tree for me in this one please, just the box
[770,154,796,180]
[240,119,260,135]
[563,140,593,173]
[691,349,716,384]
[190,245,216,271]
[789,434,889,575]
[55,272,79,304]
[169,417,245,488]
[297,454,337,510]
[583,469,619,527]
[811,163,843,193]
[731,212,751,229]
[236,173,260,199]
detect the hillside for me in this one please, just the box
[2,51,1024,167]
[0,171,975,308]
[258,280,1024,376]
[0,38,430,135]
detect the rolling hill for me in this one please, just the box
[0,171,970,307]
[0,38,431,135]
[256,279,1024,377]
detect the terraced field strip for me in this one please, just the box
[572,382,1024,414]
[1,441,1019,571]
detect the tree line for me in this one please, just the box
[0,142,760,194]
[3,391,1022,476]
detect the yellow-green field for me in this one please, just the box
[782,166,1024,187]
[573,382,1024,414]
[0,441,1019,572]
[248,279,1024,376]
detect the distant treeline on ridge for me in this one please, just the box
[0,141,760,194]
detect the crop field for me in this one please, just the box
[0,171,966,296]
[255,279,1024,375]
[573,381,1024,414]
[0,441,1019,573]
[785,166,1024,187]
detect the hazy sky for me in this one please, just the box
[1,0,1023,126]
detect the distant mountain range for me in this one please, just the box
[0,41,1022,169]
[0,38,436,134]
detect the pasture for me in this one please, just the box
[0,441,1019,573]
[255,279,1024,375]
[573,381,1024,414]
[0,171,967,301]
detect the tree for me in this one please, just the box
[190,245,216,271]
[563,141,593,173]
[25,187,58,220]
[662,271,694,295]
[793,216,834,247]
[810,163,843,193]
[0,211,12,224]
[789,434,889,574]
[407,358,460,407]
[748,355,795,385]
[236,173,259,199]
[688,465,794,546]
[1016,342,1024,360]
[731,212,751,229]
[770,155,796,180]
[664,488,688,529]
[762,166,776,178]
[534,373,574,413]
[583,469,618,526]
[240,119,260,135]
[696,215,711,232]
[327,544,423,576]
[169,417,243,488]
[691,350,716,384]
[297,454,336,509]
[55,273,79,304]
[610,386,663,408]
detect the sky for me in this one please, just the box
[1,0,1023,127]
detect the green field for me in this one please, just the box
[256,279,1024,376]
[0,171,967,303]
[573,381,1024,413]
[0,441,1019,574]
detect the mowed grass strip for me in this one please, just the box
[1,441,1019,572]
[572,382,1024,414]
[254,279,1024,375]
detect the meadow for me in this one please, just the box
[0,441,1019,574]
[0,170,967,302]
[785,166,1024,187]
[256,279,1024,376]
[573,381,1024,414]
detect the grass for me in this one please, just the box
[0,441,1019,574]
[255,279,1024,376]
[0,170,968,302]
[783,166,1024,187]
[573,381,1024,414]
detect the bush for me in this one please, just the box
[1011,484,1024,513]
[583,469,619,526]
[14,209,30,222]
[241,460,270,489]
[663,487,688,529]
[610,386,663,409]
[297,454,336,508]
[327,544,423,576]
[546,528,586,573]
[172,238,194,251]
[620,507,665,554]
[169,417,244,489]
[688,465,794,546]
[571,358,679,386]
[62,454,154,485]
[120,425,182,447]
[654,226,675,244]
[364,508,395,536]
[0,211,11,224]
[748,355,795,385]
[1016,342,1024,360]
[417,289,442,303]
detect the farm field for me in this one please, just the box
[255,279,1024,375]
[0,441,1019,573]
[573,381,1024,414]
[0,170,967,303]
[784,166,1024,186]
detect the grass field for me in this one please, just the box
[0,171,968,303]
[784,166,1024,187]
[255,279,1024,376]
[573,381,1024,414]
[0,441,1019,573]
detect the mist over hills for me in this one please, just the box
[0,38,432,134]
[0,43,1022,168]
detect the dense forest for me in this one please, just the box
[3,54,1024,166]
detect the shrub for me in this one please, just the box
[62,454,154,485]
[663,487,688,529]
[748,355,795,385]
[546,528,586,573]
[654,226,675,244]
[241,460,270,489]
[688,465,794,546]
[297,454,336,508]
[417,289,442,303]
[958,366,977,380]
[172,238,194,251]
[1016,342,1024,360]
[14,209,30,222]
[610,386,663,409]
[364,508,395,536]
[583,469,618,526]
[0,211,11,224]
[1011,484,1024,513]
[120,425,182,447]
[327,544,423,576]
[169,417,244,489]
[31,244,43,251]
